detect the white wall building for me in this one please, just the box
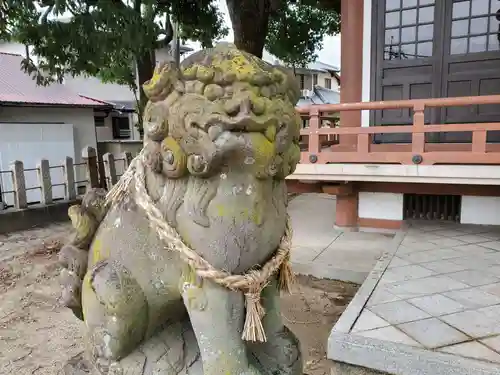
[0,51,110,206]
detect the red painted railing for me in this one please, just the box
[297,95,500,165]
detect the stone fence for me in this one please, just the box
[0,146,136,234]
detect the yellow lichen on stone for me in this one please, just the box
[196,66,215,82]
[277,143,301,178]
[247,133,276,177]
[290,113,302,139]
[181,263,202,287]
[216,204,227,218]
[90,237,110,265]
[182,65,198,79]
[161,136,188,176]
[265,125,277,142]
[208,48,273,85]
[68,204,82,227]
[214,204,263,226]
[143,68,165,91]
[150,70,163,85]
[91,238,103,263]
[68,204,98,249]
[81,272,93,321]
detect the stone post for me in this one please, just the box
[103,153,118,188]
[37,159,53,205]
[64,156,77,201]
[123,151,133,168]
[96,154,107,189]
[10,160,27,209]
[82,146,99,190]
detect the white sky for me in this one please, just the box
[184,0,341,68]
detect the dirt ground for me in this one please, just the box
[0,225,359,375]
[281,275,359,375]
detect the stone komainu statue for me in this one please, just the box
[59,43,302,375]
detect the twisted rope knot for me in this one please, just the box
[244,291,263,304]
[105,151,294,342]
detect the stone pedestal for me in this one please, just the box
[331,361,388,375]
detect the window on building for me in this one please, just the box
[449,0,500,55]
[94,116,105,127]
[112,116,131,139]
[324,78,332,89]
[383,0,436,60]
[297,74,305,89]
[313,74,318,85]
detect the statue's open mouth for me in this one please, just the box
[200,112,279,141]
[213,130,247,154]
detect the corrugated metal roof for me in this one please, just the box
[0,52,110,108]
[296,85,340,107]
[261,50,340,73]
[109,100,136,111]
[76,97,137,112]
[307,61,340,72]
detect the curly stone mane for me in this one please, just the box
[137,43,302,228]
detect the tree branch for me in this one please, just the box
[40,4,54,24]
[65,1,80,16]
[111,0,127,7]
[154,0,169,17]
[133,0,141,13]
[162,12,174,46]
[316,0,340,12]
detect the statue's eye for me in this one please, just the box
[164,150,175,165]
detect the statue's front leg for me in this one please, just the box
[180,266,262,375]
[82,259,149,365]
[248,277,302,375]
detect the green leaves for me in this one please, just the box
[1,0,228,87]
[266,0,340,68]
[0,0,339,89]
[173,0,228,48]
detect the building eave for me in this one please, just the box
[0,101,112,110]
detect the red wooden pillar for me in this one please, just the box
[335,0,364,229]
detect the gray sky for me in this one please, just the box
[184,0,341,68]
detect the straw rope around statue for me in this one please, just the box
[104,151,295,343]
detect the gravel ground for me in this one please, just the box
[0,224,358,375]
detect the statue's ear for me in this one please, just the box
[143,60,182,102]
[143,101,169,141]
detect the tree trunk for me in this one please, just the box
[226,0,275,57]
[135,51,156,137]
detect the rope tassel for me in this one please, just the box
[278,253,295,294]
[241,289,267,342]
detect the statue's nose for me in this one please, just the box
[214,131,245,154]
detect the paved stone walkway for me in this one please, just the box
[350,220,500,365]
[289,193,392,283]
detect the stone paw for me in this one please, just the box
[248,326,302,375]
[60,268,82,308]
[59,244,89,278]
[90,327,129,362]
